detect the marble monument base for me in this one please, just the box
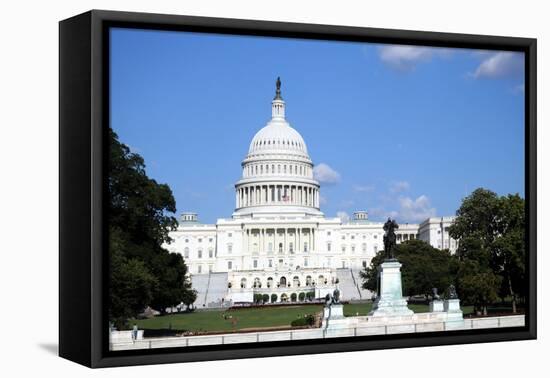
[368,260,414,318]
[444,298,464,329]
[430,300,445,312]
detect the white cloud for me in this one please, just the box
[471,51,524,79]
[395,195,436,223]
[337,211,350,223]
[512,83,525,94]
[313,163,341,184]
[378,45,451,71]
[390,181,410,193]
[353,184,375,193]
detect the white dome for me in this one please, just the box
[248,119,309,158]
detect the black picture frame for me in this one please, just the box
[59,9,537,368]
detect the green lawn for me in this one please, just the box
[136,302,472,334]
[135,305,324,333]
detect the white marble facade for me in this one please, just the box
[164,81,457,303]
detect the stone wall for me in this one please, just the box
[110,314,524,351]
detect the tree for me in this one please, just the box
[298,292,306,302]
[108,129,194,326]
[290,293,297,302]
[270,294,278,303]
[450,189,526,313]
[181,288,198,311]
[360,240,453,298]
[262,294,270,303]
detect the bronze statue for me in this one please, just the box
[448,284,458,299]
[333,288,341,304]
[383,218,399,260]
[432,287,441,300]
[274,77,282,100]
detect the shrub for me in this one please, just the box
[290,293,297,302]
[262,294,269,303]
[271,293,278,303]
[253,294,263,303]
[306,292,315,301]
[290,314,315,327]
[298,292,306,301]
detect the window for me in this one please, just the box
[227,244,233,254]
[279,243,283,253]
[197,265,202,274]
[268,242,273,253]
[289,242,294,253]
[327,231,331,236]
[351,235,355,240]
[362,260,367,268]
[304,257,309,267]
[268,259,273,267]
[208,248,213,258]
[303,242,308,252]
[342,260,346,268]
[253,259,258,268]
[228,233,233,237]
[342,245,346,253]
[351,245,356,252]
[198,238,202,243]
[184,247,189,258]
[362,243,367,253]
[209,238,213,243]
[198,249,203,258]
[374,245,378,253]
[227,261,233,270]
[327,242,331,252]
[342,235,345,240]
[185,239,189,243]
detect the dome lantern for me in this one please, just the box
[271,77,285,120]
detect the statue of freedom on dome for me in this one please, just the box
[383,218,399,260]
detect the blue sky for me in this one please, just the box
[110,28,525,224]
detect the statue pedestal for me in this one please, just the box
[444,299,464,329]
[324,304,349,336]
[430,300,445,312]
[368,260,413,317]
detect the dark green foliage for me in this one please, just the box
[306,291,315,301]
[290,314,315,327]
[108,129,194,327]
[298,292,306,302]
[290,293,297,302]
[450,189,526,314]
[262,294,270,303]
[270,294,278,303]
[253,293,263,304]
[360,240,452,298]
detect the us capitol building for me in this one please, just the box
[165,79,457,307]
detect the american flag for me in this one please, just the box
[282,194,290,202]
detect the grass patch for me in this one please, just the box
[135,305,323,333]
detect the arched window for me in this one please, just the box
[318,275,325,285]
[279,276,287,286]
[198,249,203,258]
[184,247,189,258]
[208,248,213,258]
[254,277,261,288]
[240,277,247,288]
[293,276,300,287]
[279,243,283,253]
[267,277,273,288]
[306,276,312,286]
